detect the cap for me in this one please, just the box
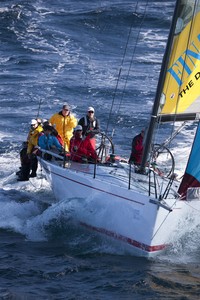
[88,106,94,112]
[42,120,49,126]
[63,104,70,110]
[31,119,38,125]
[74,125,83,131]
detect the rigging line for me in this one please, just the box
[105,1,140,135]
[151,211,172,240]
[160,122,186,149]
[29,178,43,189]
[183,200,200,213]
[151,200,178,240]
[116,0,150,118]
[36,96,43,118]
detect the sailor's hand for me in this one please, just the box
[73,146,78,152]
[32,149,38,155]
[85,130,91,136]
[58,148,65,155]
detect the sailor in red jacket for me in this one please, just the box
[129,129,144,165]
[70,125,99,163]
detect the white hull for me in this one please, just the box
[38,156,200,257]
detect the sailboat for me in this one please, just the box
[38,0,200,257]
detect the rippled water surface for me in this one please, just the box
[1,1,200,299]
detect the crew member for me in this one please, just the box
[78,106,100,151]
[70,125,99,163]
[129,129,144,165]
[49,103,77,152]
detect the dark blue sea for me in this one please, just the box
[1,0,200,299]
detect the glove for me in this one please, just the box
[91,129,99,134]
[85,130,91,136]
[73,146,78,152]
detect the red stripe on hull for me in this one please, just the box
[80,222,167,253]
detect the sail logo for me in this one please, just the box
[168,33,200,98]
[160,12,200,114]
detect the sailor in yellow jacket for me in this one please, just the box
[49,104,77,152]
[17,119,43,181]
[27,119,43,155]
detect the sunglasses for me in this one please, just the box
[88,111,94,113]
[63,109,69,111]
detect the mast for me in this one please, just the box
[140,0,180,172]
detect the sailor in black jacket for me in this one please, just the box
[78,106,100,150]
[78,106,100,138]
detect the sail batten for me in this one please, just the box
[158,112,200,123]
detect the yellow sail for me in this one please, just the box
[160,1,200,116]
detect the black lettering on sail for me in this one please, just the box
[195,72,200,80]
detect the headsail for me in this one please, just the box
[159,0,200,122]
[178,121,200,199]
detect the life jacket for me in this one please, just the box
[84,116,96,129]
[70,136,88,162]
[70,135,98,162]
[27,125,43,154]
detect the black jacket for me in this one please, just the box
[78,115,100,137]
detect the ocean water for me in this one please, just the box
[1,0,200,299]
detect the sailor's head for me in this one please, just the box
[74,125,83,136]
[74,125,83,132]
[30,119,38,129]
[62,104,70,116]
[43,125,53,135]
[87,106,95,116]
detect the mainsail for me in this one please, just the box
[141,0,200,170]
[160,0,200,198]
[159,0,200,121]
[141,0,200,171]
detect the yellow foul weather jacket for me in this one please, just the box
[49,111,77,151]
[27,125,43,154]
